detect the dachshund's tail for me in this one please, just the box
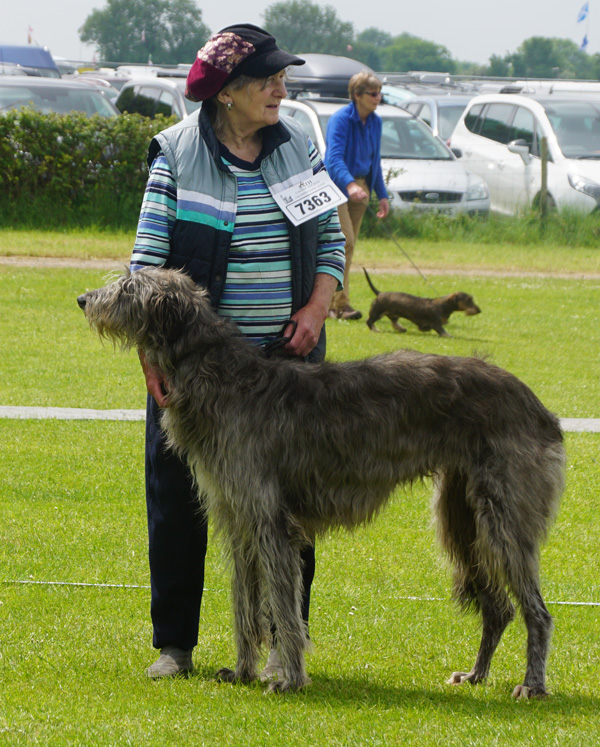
[362,267,381,296]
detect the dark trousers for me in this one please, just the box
[145,395,316,650]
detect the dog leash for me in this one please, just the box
[366,204,439,293]
[258,319,298,357]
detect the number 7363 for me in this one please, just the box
[292,190,332,216]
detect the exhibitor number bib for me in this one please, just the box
[271,171,347,226]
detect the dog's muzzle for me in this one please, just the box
[77,295,87,310]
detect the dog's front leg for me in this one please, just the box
[216,540,263,685]
[257,515,311,693]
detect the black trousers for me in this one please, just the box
[145,394,316,650]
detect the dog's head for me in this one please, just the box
[77,268,224,355]
[451,292,481,316]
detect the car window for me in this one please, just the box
[404,103,422,116]
[419,104,433,128]
[184,97,202,116]
[479,104,517,144]
[511,106,540,156]
[117,85,157,117]
[290,109,319,151]
[437,105,469,141]
[0,84,116,116]
[156,90,175,117]
[544,101,600,158]
[380,116,452,159]
[463,103,485,134]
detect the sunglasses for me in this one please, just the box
[363,90,382,98]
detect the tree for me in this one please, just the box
[262,1,353,55]
[79,0,210,65]
[380,34,455,73]
[506,36,599,79]
[356,28,394,49]
[344,28,395,70]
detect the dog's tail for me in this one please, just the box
[362,267,381,296]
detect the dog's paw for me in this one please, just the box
[512,684,548,700]
[265,676,311,694]
[447,670,484,686]
[215,667,237,683]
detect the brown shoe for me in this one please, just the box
[146,646,193,678]
[339,306,362,320]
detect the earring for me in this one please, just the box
[226,101,233,110]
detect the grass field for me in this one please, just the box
[0,235,599,745]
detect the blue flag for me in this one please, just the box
[577,2,589,22]
[581,34,589,50]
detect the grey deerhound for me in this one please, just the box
[78,267,565,699]
[363,267,481,336]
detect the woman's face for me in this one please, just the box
[225,70,288,131]
[356,87,382,117]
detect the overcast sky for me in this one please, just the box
[2,0,595,66]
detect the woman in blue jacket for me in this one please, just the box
[325,71,390,320]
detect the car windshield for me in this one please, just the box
[0,84,116,116]
[318,111,452,160]
[543,100,600,158]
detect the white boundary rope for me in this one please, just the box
[2,580,598,607]
[0,407,599,432]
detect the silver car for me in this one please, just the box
[115,77,201,120]
[0,77,118,117]
[279,97,490,215]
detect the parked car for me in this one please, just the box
[62,74,120,101]
[0,45,60,78]
[400,94,474,140]
[115,77,200,120]
[279,98,490,215]
[448,92,600,214]
[0,77,119,116]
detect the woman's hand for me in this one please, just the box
[376,197,390,219]
[284,273,338,358]
[138,349,170,408]
[347,181,369,202]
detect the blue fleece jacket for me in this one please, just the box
[324,101,388,200]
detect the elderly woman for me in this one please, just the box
[130,24,345,679]
[325,71,390,320]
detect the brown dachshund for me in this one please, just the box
[363,268,481,337]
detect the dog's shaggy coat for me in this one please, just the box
[78,268,565,698]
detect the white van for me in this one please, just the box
[448,93,600,214]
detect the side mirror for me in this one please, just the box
[450,147,463,158]
[507,139,532,164]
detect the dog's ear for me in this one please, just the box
[145,292,191,345]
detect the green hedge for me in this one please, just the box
[0,110,177,229]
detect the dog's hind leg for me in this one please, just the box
[434,470,515,687]
[216,540,264,684]
[447,575,515,686]
[510,582,552,699]
[470,475,553,698]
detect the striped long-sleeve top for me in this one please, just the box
[131,140,345,344]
